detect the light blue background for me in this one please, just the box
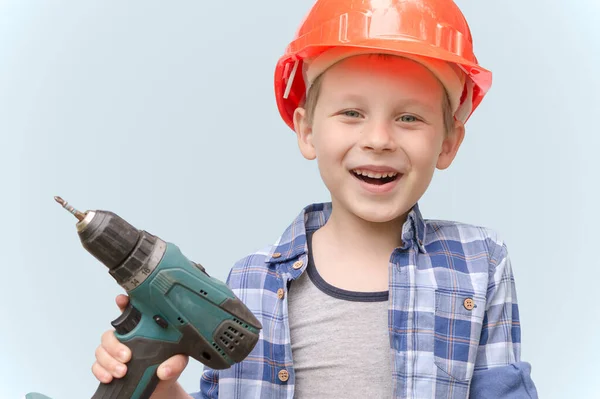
[1,1,598,398]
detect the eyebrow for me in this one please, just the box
[335,93,437,113]
[395,98,437,113]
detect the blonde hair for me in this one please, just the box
[302,55,456,135]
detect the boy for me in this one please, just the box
[92,0,538,397]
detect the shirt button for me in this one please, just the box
[272,252,281,258]
[463,298,475,311]
[278,369,289,382]
[292,260,303,269]
[277,288,285,299]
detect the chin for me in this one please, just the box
[347,201,410,224]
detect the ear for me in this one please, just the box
[293,107,316,160]
[436,119,465,170]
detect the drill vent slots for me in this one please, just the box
[212,342,225,356]
[219,325,246,352]
[233,317,250,329]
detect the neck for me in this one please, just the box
[317,199,409,259]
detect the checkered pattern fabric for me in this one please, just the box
[190,202,527,398]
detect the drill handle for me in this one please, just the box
[91,335,170,399]
[90,297,230,399]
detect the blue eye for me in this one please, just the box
[343,110,361,118]
[399,115,418,122]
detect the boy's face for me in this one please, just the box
[293,55,465,225]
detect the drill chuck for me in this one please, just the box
[53,195,167,292]
[76,210,140,269]
[76,210,167,291]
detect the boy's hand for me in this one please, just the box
[91,294,190,398]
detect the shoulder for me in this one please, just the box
[225,244,278,288]
[424,219,509,268]
[225,203,317,291]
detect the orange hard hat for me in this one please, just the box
[274,0,492,131]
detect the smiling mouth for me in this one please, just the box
[350,169,400,185]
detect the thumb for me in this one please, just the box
[156,354,189,381]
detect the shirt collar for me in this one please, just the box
[404,202,427,253]
[265,202,427,265]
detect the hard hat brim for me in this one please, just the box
[274,9,492,130]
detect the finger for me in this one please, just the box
[156,355,189,381]
[92,361,113,384]
[101,329,131,363]
[115,294,129,312]
[95,345,127,378]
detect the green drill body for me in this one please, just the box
[26,199,261,399]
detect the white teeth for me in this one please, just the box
[352,169,398,179]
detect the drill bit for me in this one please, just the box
[54,196,86,221]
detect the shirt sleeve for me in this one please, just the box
[187,367,219,399]
[469,241,538,398]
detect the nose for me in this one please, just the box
[359,121,397,153]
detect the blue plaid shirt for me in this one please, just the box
[190,202,538,398]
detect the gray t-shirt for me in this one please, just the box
[288,230,393,398]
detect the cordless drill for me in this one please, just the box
[27,197,262,399]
